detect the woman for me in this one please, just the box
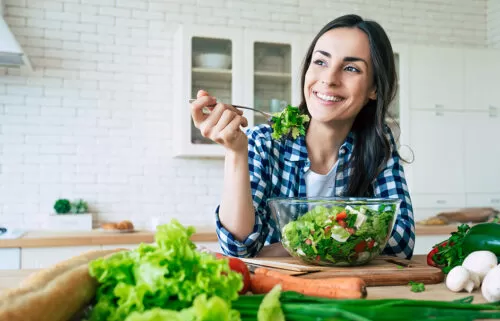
[190,14,415,259]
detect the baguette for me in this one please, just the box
[0,248,126,321]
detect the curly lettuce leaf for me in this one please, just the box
[88,219,242,321]
[123,294,240,321]
[270,105,310,140]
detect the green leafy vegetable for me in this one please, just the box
[408,281,425,293]
[429,224,470,274]
[232,291,500,321]
[124,294,240,321]
[270,105,310,140]
[257,285,285,321]
[87,219,243,321]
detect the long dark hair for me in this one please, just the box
[298,14,398,197]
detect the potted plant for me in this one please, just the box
[47,198,93,231]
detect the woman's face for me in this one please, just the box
[304,27,376,124]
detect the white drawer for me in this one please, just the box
[0,248,21,270]
[21,246,101,269]
[411,194,466,209]
[413,208,449,221]
[466,194,500,208]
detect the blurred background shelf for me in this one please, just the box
[254,71,291,84]
[192,68,232,82]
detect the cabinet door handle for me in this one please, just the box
[436,199,447,205]
[435,104,444,116]
[491,198,500,204]
[489,106,497,118]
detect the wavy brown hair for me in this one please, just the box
[298,14,398,197]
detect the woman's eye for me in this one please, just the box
[313,59,326,66]
[345,66,360,73]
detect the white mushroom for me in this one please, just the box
[482,264,500,303]
[445,266,480,293]
[462,251,498,282]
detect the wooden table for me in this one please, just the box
[0,259,487,304]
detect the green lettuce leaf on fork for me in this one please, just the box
[86,219,243,321]
[270,105,310,140]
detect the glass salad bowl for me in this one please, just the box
[267,197,401,266]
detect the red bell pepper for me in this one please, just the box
[426,241,447,266]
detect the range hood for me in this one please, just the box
[0,0,31,69]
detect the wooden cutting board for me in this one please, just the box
[241,256,445,286]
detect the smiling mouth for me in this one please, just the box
[313,91,345,103]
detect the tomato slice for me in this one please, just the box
[354,240,367,253]
[215,253,251,294]
[336,211,347,221]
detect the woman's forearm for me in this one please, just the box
[219,150,256,242]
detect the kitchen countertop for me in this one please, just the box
[0,225,460,249]
[0,228,219,248]
[0,256,486,303]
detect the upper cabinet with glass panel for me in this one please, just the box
[173,26,305,158]
[243,31,305,129]
[172,26,244,157]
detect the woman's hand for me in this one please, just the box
[191,90,249,153]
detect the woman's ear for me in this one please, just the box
[368,87,377,101]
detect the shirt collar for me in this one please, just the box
[283,131,356,162]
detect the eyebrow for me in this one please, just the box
[314,50,368,66]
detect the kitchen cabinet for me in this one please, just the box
[464,113,500,194]
[408,110,465,195]
[0,248,21,270]
[19,243,221,270]
[408,45,464,111]
[464,48,500,112]
[172,25,245,158]
[411,194,467,221]
[414,235,447,256]
[243,30,304,128]
[406,46,500,221]
[21,245,101,269]
[407,109,466,221]
[172,25,308,158]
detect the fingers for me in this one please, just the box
[191,95,217,127]
[199,103,236,138]
[197,89,209,98]
[215,115,248,144]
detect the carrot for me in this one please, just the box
[251,268,367,299]
[254,267,366,291]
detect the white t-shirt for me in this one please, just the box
[304,161,338,197]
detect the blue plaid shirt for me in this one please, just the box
[215,124,415,259]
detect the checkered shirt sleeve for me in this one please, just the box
[373,130,416,259]
[215,126,281,257]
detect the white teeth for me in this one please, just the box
[316,92,343,102]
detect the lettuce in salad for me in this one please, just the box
[281,203,396,265]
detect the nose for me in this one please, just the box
[320,68,340,86]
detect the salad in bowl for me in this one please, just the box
[267,197,400,266]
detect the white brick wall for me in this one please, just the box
[488,0,500,47]
[0,0,492,230]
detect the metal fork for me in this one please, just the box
[188,99,273,119]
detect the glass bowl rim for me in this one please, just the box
[267,196,402,206]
